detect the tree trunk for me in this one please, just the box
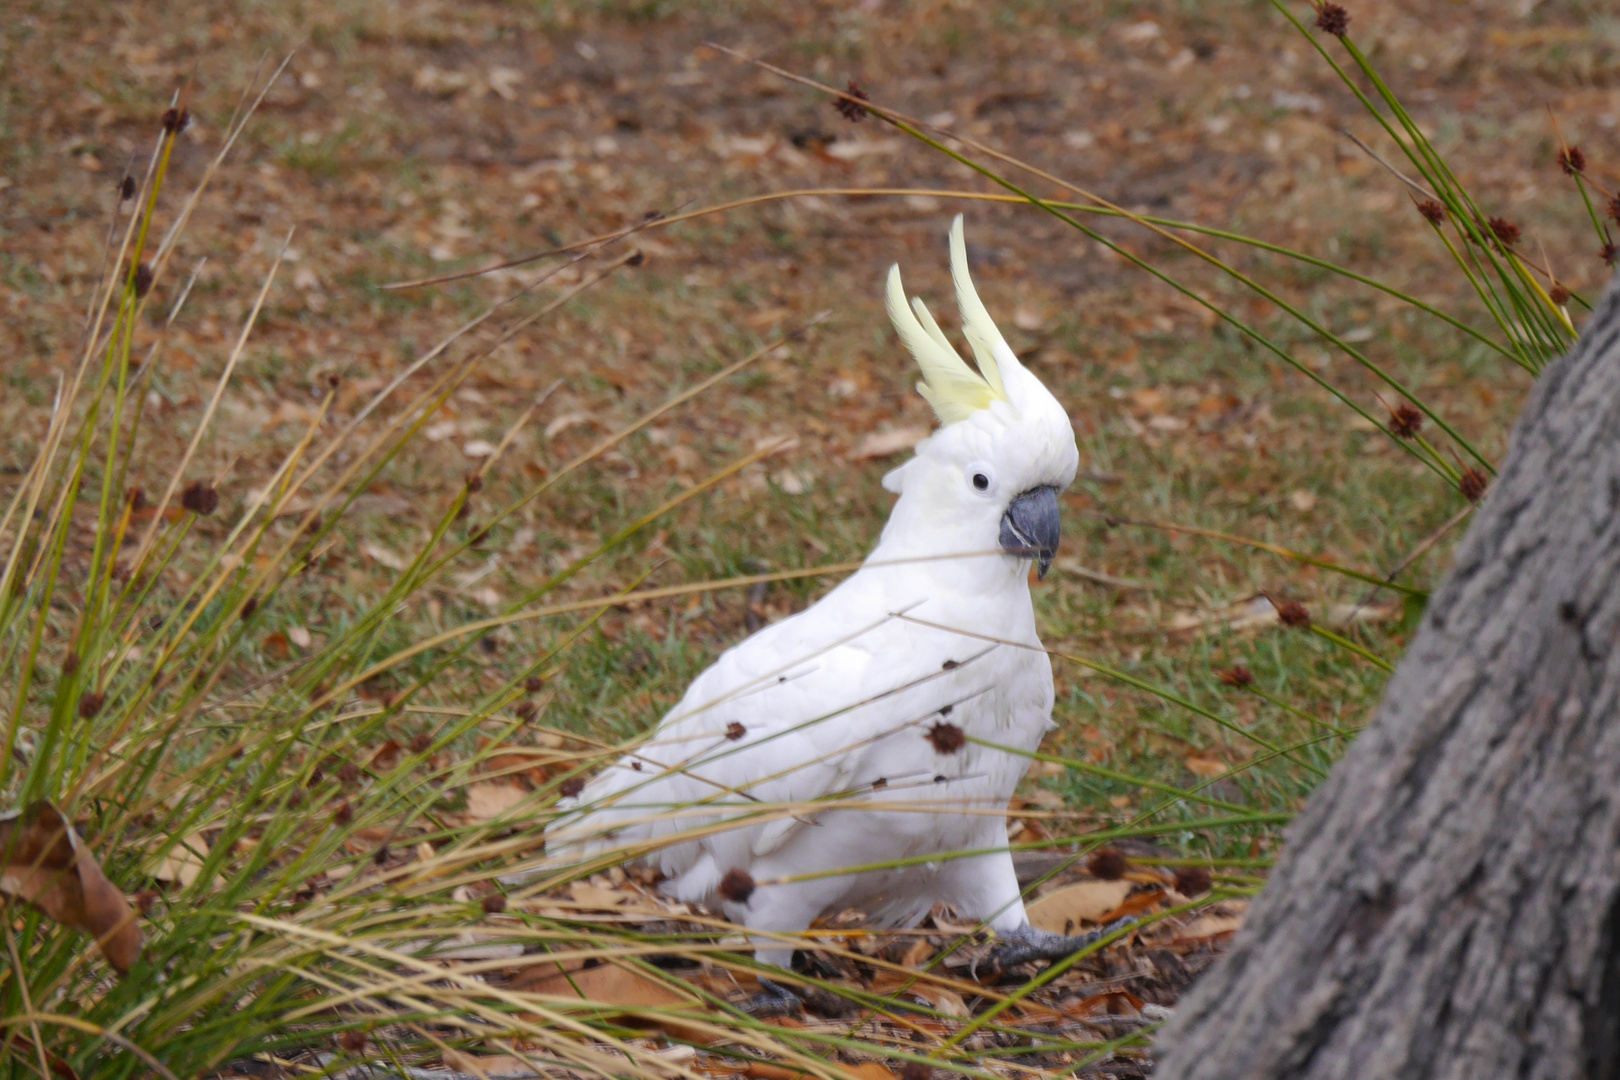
[1156,272,1620,1080]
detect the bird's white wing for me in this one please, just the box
[548,596,1003,888]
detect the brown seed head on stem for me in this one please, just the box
[1388,401,1424,439]
[834,79,870,122]
[1216,665,1254,688]
[1558,146,1586,175]
[1459,467,1489,502]
[1487,216,1521,247]
[181,481,219,516]
[1315,3,1350,37]
[1174,866,1213,897]
[926,721,965,755]
[1417,199,1446,226]
[1274,600,1311,628]
[1087,847,1129,880]
[718,868,756,904]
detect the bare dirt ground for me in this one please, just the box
[3,0,1619,1071]
[8,0,1613,771]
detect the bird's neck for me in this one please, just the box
[864,491,1028,599]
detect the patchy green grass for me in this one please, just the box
[1,0,1614,1075]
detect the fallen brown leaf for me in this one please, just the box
[912,985,969,1019]
[1184,755,1230,779]
[845,1064,897,1080]
[570,880,628,910]
[442,1051,538,1078]
[1,801,141,973]
[744,1064,806,1080]
[1026,879,1132,935]
[514,959,714,1043]
[150,832,211,889]
[1063,987,1144,1017]
[465,781,527,823]
[1178,901,1249,941]
[261,632,292,660]
[1096,886,1168,924]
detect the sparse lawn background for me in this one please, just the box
[2,0,1618,1074]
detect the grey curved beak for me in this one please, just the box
[1000,485,1061,579]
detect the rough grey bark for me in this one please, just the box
[1156,270,1620,1080]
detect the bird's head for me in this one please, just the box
[878,216,1079,580]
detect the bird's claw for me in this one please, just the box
[984,917,1137,978]
[736,976,804,1017]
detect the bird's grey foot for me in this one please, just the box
[735,976,803,1017]
[987,917,1136,975]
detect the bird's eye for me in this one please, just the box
[966,462,997,496]
[972,473,990,491]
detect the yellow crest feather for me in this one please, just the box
[948,215,1009,401]
[884,220,1012,425]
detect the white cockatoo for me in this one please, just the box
[549,217,1118,981]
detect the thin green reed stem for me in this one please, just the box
[1570,173,1613,249]
[1281,4,1570,370]
[716,47,1490,481]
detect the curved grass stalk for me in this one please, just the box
[1096,512,1429,596]
[1276,3,1574,370]
[385,186,1515,365]
[712,46,1491,479]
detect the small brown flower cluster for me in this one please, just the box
[160,107,190,135]
[1603,242,1619,268]
[1274,600,1311,628]
[718,867,756,904]
[1388,402,1424,439]
[834,80,870,123]
[1217,665,1254,688]
[1416,199,1446,226]
[181,481,219,516]
[1486,216,1521,247]
[1558,146,1587,176]
[1087,847,1129,880]
[926,720,965,754]
[1607,194,1620,227]
[1549,284,1571,306]
[1174,866,1213,897]
[1459,467,1489,503]
[1315,3,1350,36]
